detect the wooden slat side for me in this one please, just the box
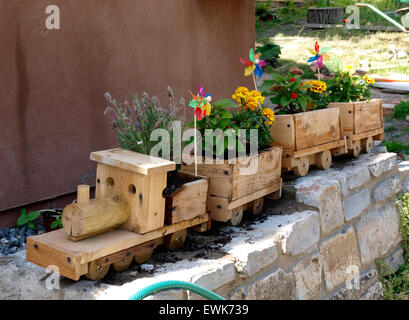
[292,139,345,158]
[166,177,209,224]
[354,99,383,134]
[269,114,296,150]
[181,161,233,200]
[328,102,354,138]
[26,215,209,268]
[294,108,340,150]
[207,196,231,222]
[231,147,282,201]
[90,148,176,175]
[26,237,84,280]
[228,181,281,210]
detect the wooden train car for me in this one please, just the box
[182,147,282,226]
[269,102,385,177]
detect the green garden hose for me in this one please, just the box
[128,280,226,300]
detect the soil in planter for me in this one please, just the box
[162,170,199,197]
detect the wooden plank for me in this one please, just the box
[228,181,281,210]
[294,108,340,150]
[181,161,233,200]
[352,128,385,142]
[165,172,209,224]
[96,163,167,234]
[90,148,176,176]
[96,238,163,267]
[26,237,86,281]
[269,114,295,150]
[292,139,345,158]
[27,213,209,269]
[207,196,231,222]
[328,102,354,149]
[354,99,383,134]
[231,147,282,201]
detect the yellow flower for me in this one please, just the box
[363,74,375,85]
[302,80,326,93]
[343,65,356,75]
[262,107,275,126]
[232,87,250,104]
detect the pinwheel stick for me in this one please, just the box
[318,68,321,81]
[252,73,263,109]
[194,115,198,177]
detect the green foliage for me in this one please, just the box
[382,140,409,155]
[261,73,312,114]
[256,43,281,61]
[17,208,40,230]
[187,99,244,158]
[231,107,274,152]
[394,101,409,119]
[51,215,63,230]
[377,193,409,300]
[104,88,183,158]
[326,69,372,103]
[397,193,409,253]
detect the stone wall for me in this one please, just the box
[1,153,407,300]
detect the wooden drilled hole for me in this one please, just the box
[128,184,136,194]
[106,177,115,186]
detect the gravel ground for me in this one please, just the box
[0,225,45,257]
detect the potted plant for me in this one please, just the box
[182,86,282,226]
[102,88,210,234]
[326,66,384,156]
[262,73,343,176]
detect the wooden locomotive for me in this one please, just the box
[26,149,210,281]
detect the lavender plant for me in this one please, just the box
[104,87,185,158]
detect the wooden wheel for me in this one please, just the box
[316,150,332,170]
[351,142,361,158]
[164,229,187,251]
[229,207,244,226]
[250,197,264,216]
[361,137,373,153]
[293,156,310,177]
[85,260,110,281]
[134,249,154,264]
[112,255,133,272]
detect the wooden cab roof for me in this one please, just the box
[90,148,176,175]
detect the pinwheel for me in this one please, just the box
[188,84,212,176]
[189,84,212,121]
[240,48,267,78]
[307,41,331,80]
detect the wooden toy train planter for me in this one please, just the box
[269,100,384,177]
[182,147,282,226]
[26,149,210,281]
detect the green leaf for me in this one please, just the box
[213,99,239,108]
[269,73,284,83]
[297,96,308,111]
[219,110,233,119]
[281,95,291,107]
[51,221,60,229]
[216,119,229,130]
[28,222,36,230]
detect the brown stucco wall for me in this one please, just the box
[0,0,254,223]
